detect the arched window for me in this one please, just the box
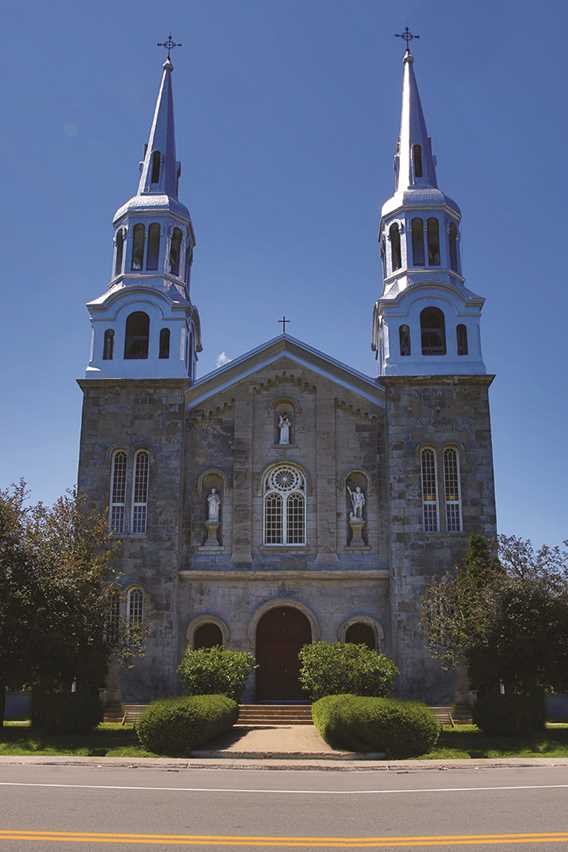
[124,312,149,359]
[132,450,149,534]
[109,451,127,534]
[106,589,120,645]
[151,150,161,184]
[443,448,462,532]
[184,243,193,282]
[146,223,160,271]
[421,307,446,355]
[103,329,114,361]
[114,229,124,276]
[159,328,170,359]
[411,218,425,266]
[421,448,439,533]
[194,623,223,650]
[127,588,144,633]
[412,144,423,178]
[169,228,182,276]
[449,222,459,272]
[345,622,376,650]
[389,223,402,272]
[263,465,306,545]
[131,224,145,271]
[427,217,440,265]
[399,324,411,356]
[457,324,468,356]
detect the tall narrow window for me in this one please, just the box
[411,218,425,266]
[184,244,193,282]
[399,324,411,356]
[114,229,124,276]
[412,144,423,178]
[146,223,160,271]
[131,224,145,271]
[421,307,446,355]
[106,589,121,644]
[169,227,182,276]
[389,223,401,272]
[263,465,306,545]
[109,451,127,534]
[457,324,468,356]
[127,588,144,634]
[421,448,439,533]
[132,451,149,535]
[151,150,161,184]
[443,448,462,532]
[124,312,149,359]
[103,329,114,360]
[449,222,459,272]
[427,217,440,265]
[159,328,170,359]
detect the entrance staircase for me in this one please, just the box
[237,704,313,726]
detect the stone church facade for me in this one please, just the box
[77,46,496,705]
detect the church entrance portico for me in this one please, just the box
[255,605,312,700]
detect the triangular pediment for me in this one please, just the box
[187,335,384,410]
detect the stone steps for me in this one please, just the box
[238,704,313,726]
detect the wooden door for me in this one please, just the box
[255,606,312,700]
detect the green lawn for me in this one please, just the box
[1,721,568,760]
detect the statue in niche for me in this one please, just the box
[278,413,291,445]
[347,484,366,520]
[207,488,221,522]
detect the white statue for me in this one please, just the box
[278,413,291,445]
[207,488,221,522]
[347,484,366,520]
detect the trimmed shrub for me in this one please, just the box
[136,694,238,756]
[312,694,439,757]
[177,647,256,702]
[299,642,398,700]
[31,688,103,735]
[473,690,546,736]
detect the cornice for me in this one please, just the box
[178,569,390,581]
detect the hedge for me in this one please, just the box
[136,694,238,756]
[312,694,439,758]
[299,641,398,700]
[473,690,546,736]
[177,647,256,702]
[31,688,103,735]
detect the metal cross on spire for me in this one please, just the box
[157,33,182,60]
[395,26,420,53]
[278,315,291,335]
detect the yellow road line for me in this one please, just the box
[1,830,568,847]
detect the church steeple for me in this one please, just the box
[137,57,180,198]
[395,49,437,192]
[371,41,486,378]
[83,45,202,382]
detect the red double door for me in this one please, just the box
[255,606,312,700]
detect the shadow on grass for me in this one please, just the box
[0,723,151,757]
[429,724,568,759]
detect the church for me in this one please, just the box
[77,39,496,705]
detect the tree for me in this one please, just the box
[0,483,138,724]
[421,534,568,729]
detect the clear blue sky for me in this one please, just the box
[1,0,566,546]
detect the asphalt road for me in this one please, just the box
[1,762,568,850]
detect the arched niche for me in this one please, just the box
[196,469,225,546]
[338,616,384,652]
[272,398,297,446]
[186,615,230,649]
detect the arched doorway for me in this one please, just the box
[255,606,312,700]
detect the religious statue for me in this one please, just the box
[207,488,221,522]
[347,484,366,520]
[278,413,291,445]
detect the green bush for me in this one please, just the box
[312,694,439,757]
[177,647,256,702]
[299,642,398,700]
[136,694,238,756]
[473,690,546,736]
[31,688,103,735]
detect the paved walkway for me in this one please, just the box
[192,724,359,759]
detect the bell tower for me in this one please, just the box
[371,40,485,377]
[84,47,202,381]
